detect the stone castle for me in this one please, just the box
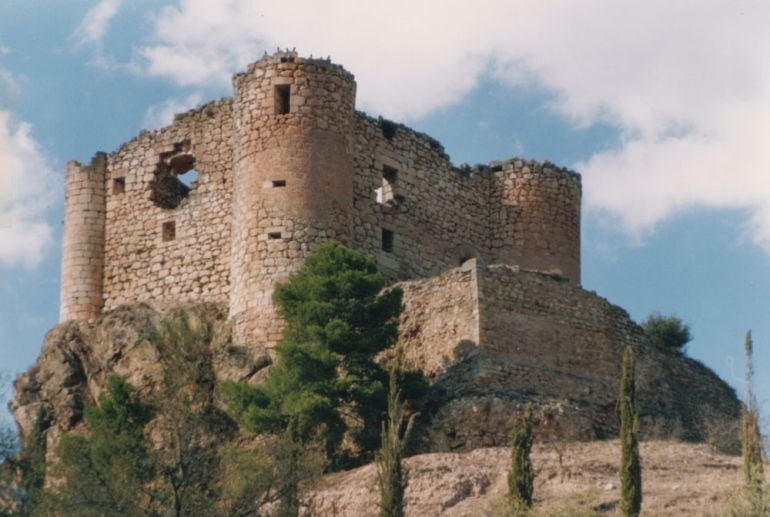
[60,50,581,347]
[21,50,737,454]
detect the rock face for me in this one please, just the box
[13,264,740,466]
[11,303,269,461]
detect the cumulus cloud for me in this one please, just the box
[135,0,770,251]
[142,92,203,130]
[0,112,58,269]
[73,0,123,46]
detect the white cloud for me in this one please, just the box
[74,0,123,46]
[141,92,203,130]
[0,112,58,269]
[0,46,10,57]
[135,0,770,251]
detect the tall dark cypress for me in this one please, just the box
[619,346,642,517]
[508,403,535,512]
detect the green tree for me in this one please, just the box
[222,241,418,462]
[619,346,642,517]
[47,375,154,516]
[376,351,416,517]
[508,403,534,514]
[741,330,765,515]
[641,313,692,352]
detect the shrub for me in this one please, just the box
[641,313,692,352]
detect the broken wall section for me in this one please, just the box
[101,99,234,311]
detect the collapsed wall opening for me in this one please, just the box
[149,141,198,209]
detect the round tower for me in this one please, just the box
[60,153,106,322]
[496,161,581,284]
[229,51,356,346]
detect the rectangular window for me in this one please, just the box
[382,165,398,203]
[271,179,287,188]
[381,229,394,253]
[275,85,291,115]
[162,221,176,242]
[268,231,282,240]
[113,177,125,195]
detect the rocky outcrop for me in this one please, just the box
[11,303,269,459]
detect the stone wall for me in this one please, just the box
[101,99,234,311]
[397,260,480,378]
[395,264,739,451]
[487,161,581,283]
[350,117,491,280]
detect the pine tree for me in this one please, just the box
[222,241,425,464]
[508,403,534,514]
[48,375,154,516]
[619,346,642,517]
[376,350,416,517]
[741,331,764,514]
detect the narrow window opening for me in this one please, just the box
[382,165,398,203]
[381,229,394,253]
[268,231,282,240]
[113,177,125,195]
[272,179,287,188]
[162,221,176,242]
[275,85,291,115]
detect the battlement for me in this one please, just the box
[59,52,581,347]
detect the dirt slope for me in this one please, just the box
[311,440,745,516]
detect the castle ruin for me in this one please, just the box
[60,50,581,347]
[14,50,736,455]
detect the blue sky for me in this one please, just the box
[1,1,769,429]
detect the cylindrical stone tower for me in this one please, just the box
[229,51,356,346]
[60,153,106,322]
[497,162,581,284]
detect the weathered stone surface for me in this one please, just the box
[394,263,740,452]
[11,303,269,461]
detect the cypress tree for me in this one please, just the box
[619,346,642,517]
[741,331,764,514]
[508,403,535,513]
[376,350,416,517]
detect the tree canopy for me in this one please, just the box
[641,313,692,352]
[222,241,424,463]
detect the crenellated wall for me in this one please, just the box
[59,51,582,349]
